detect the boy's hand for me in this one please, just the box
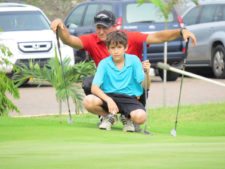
[142,60,151,73]
[106,97,119,115]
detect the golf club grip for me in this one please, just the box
[184,38,190,58]
[143,42,147,61]
[157,62,170,71]
[56,27,61,50]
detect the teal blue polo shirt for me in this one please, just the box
[92,54,144,96]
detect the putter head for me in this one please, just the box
[144,130,151,135]
[170,128,177,137]
[67,118,73,124]
[143,126,152,135]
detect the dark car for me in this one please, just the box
[64,0,186,81]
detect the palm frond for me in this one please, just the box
[13,55,96,115]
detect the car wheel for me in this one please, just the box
[212,45,225,78]
[158,69,179,81]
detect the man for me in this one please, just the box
[88,30,150,131]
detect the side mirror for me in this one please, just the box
[68,23,78,34]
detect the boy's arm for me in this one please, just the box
[91,85,119,115]
[142,60,151,90]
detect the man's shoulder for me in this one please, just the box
[79,33,98,40]
[124,30,148,42]
[124,30,143,36]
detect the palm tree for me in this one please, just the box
[13,55,96,115]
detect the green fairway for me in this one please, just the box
[0,103,225,169]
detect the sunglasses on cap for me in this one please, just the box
[94,14,113,24]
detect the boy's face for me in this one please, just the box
[108,42,127,62]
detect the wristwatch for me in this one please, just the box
[180,28,186,38]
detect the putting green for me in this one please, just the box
[1,103,225,169]
[1,139,225,169]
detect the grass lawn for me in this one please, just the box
[0,103,225,169]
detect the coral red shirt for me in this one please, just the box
[79,31,148,66]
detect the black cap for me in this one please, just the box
[94,10,116,28]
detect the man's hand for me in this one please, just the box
[51,18,65,33]
[181,29,197,47]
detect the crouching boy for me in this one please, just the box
[83,30,150,132]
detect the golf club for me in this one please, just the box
[158,61,225,135]
[56,27,73,124]
[142,42,151,135]
[170,39,189,137]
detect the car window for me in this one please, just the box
[0,11,49,32]
[214,5,225,21]
[199,5,217,24]
[222,5,225,21]
[183,6,201,26]
[126,3,173,24]
[65,5,86,27]
[83,4,99,26]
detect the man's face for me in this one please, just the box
[96,25,115,41]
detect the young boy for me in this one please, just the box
[83,30,150,131]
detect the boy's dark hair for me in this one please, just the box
[106,30,127,47]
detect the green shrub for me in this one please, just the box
[0,44,19,116]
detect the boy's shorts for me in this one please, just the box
[100,93,145,118]
[82,76,148,106]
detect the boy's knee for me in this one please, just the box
[83,95,94,109]
[130,110,147,124]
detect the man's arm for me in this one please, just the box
[51,19,83,49]
[91,85,119,115]
[146,28,197,46]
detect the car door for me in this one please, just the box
[185,5,218,65]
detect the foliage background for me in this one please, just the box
[0,0,197,20]
[0,0,84,20]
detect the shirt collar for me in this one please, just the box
[108,54,132,70]
[94,34,104,44]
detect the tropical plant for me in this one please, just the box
[0,44,20,116]
[13,55,96,114]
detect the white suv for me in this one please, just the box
[0,3,74,74]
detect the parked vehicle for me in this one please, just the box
[64,0,186,81]
[0,3,74,75]
[183,0,225,78]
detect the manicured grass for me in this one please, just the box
[0,103,225,169]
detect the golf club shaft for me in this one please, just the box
[174,39,189,130]
[157,62,225,88]
[56,28,72,121]
[143,42,150,134]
